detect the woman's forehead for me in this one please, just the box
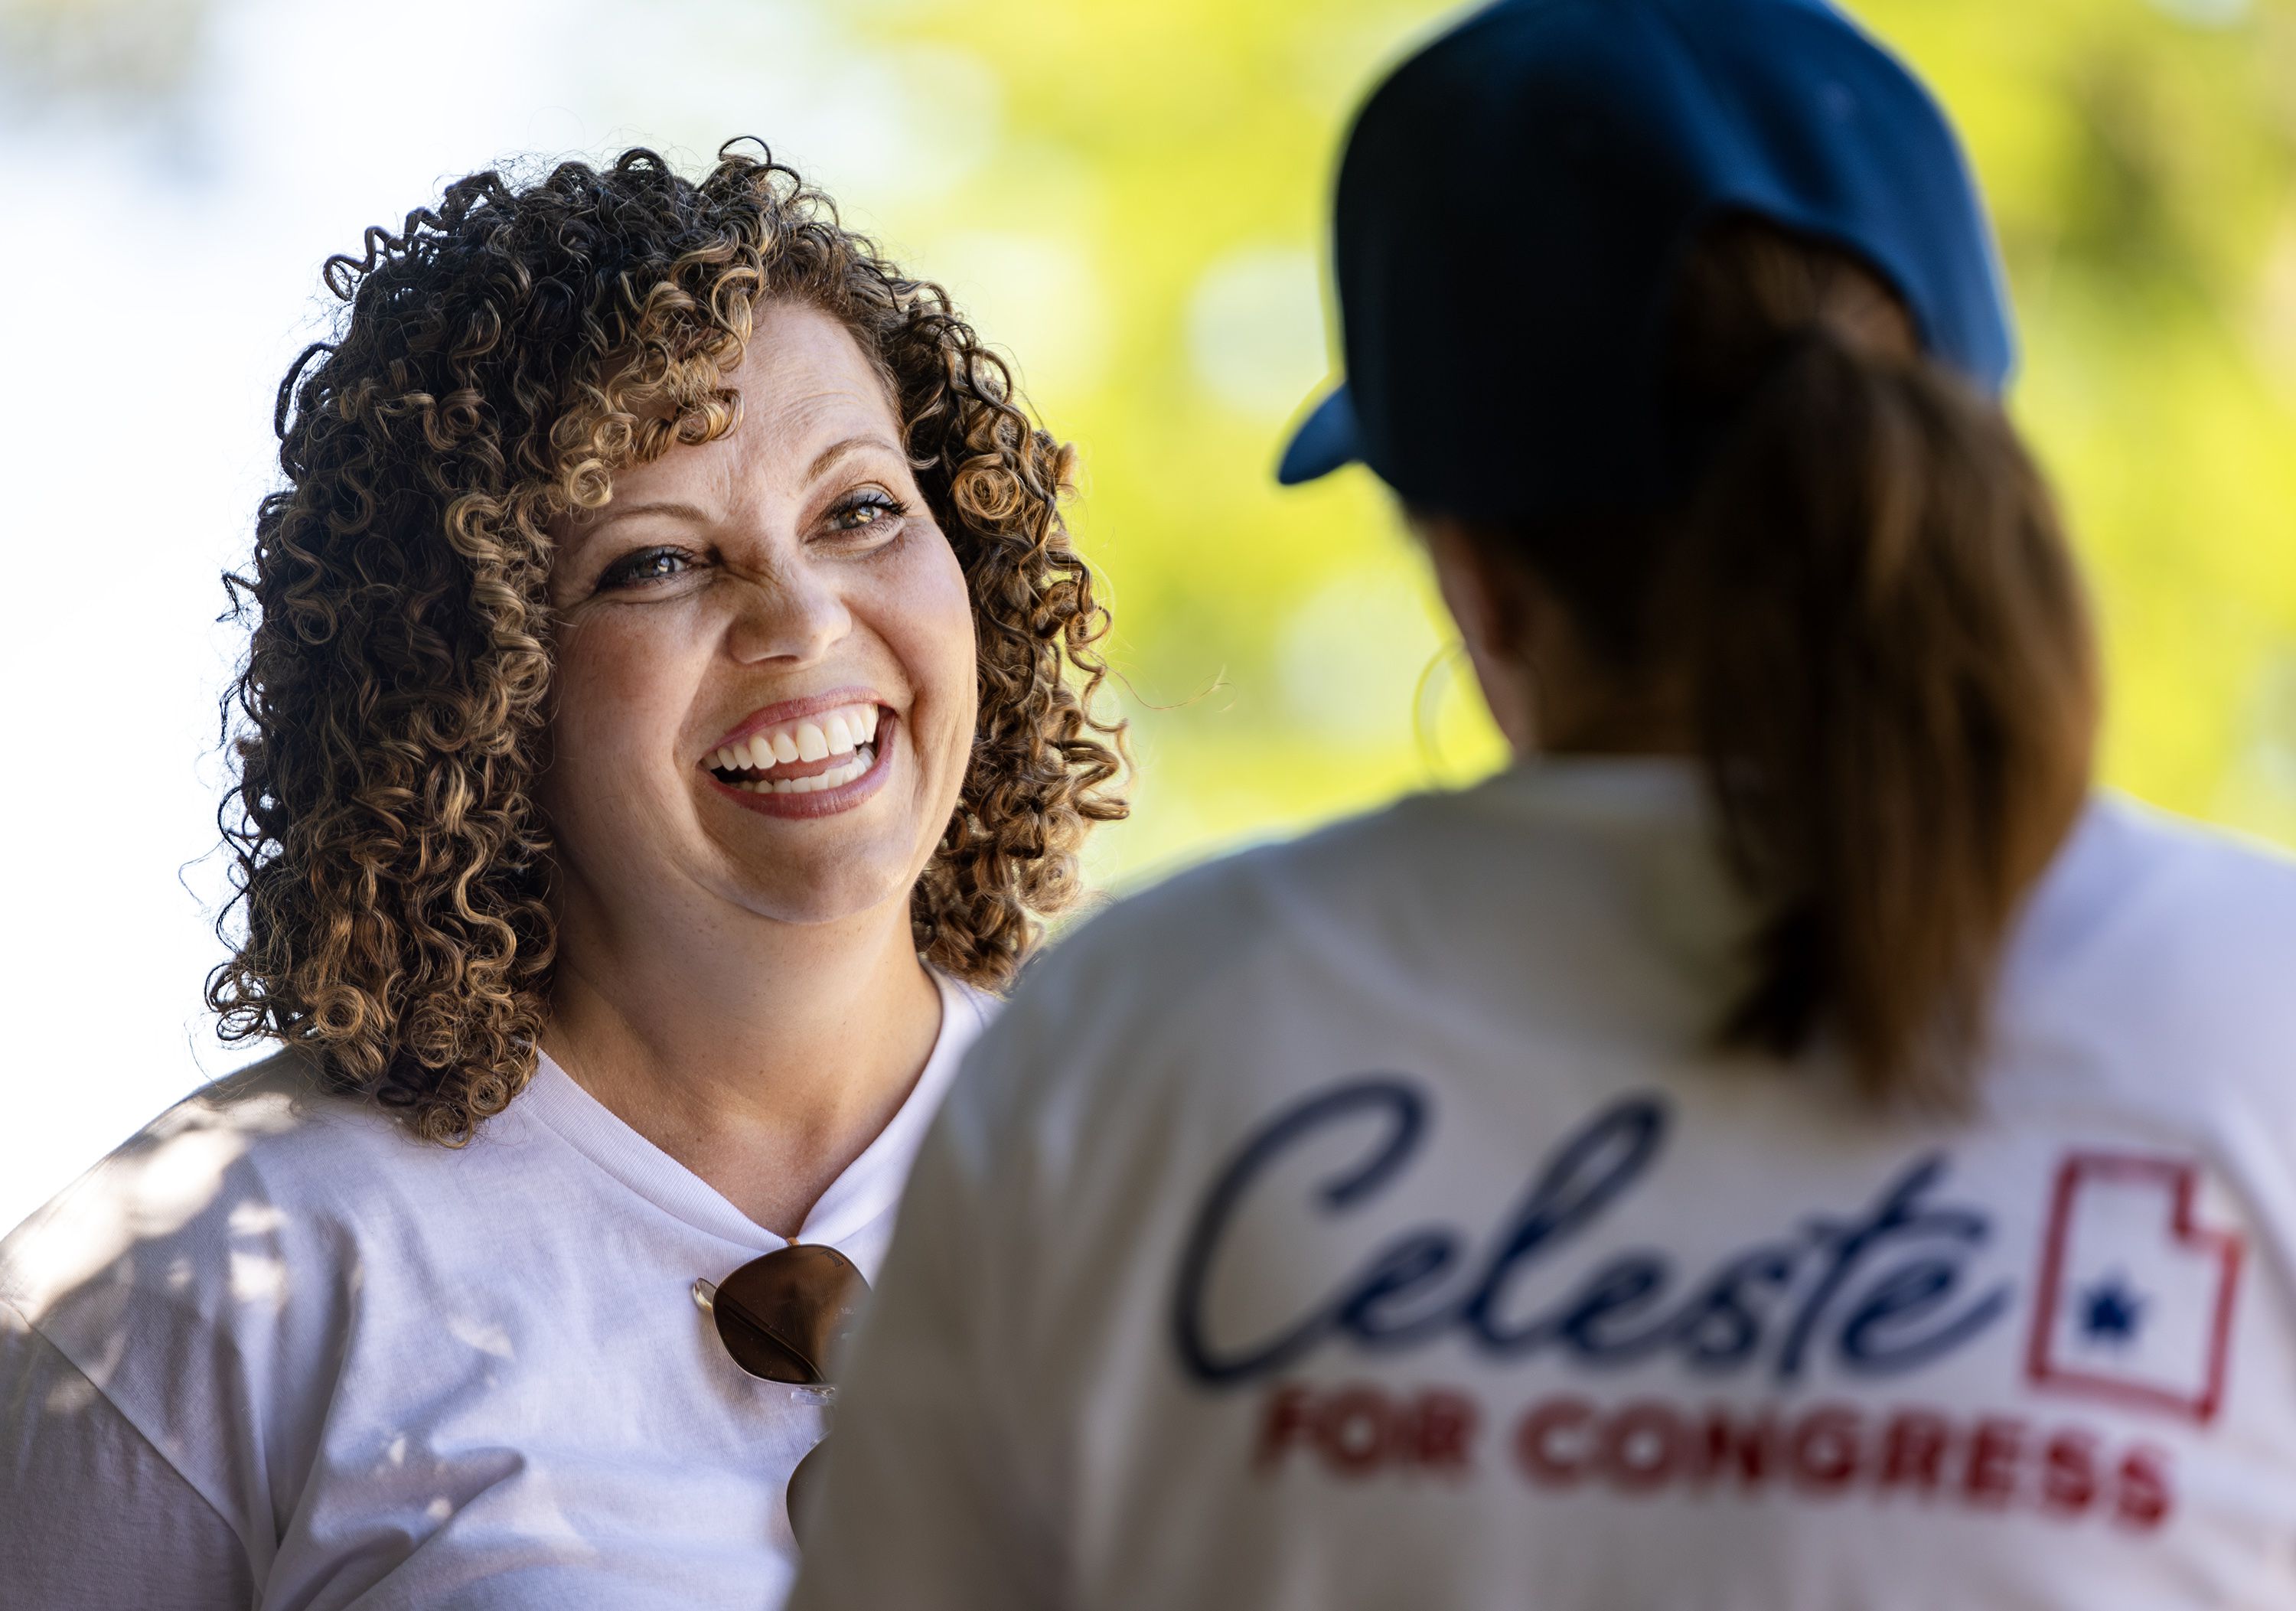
[604,303,904,508]
[733,301,899,438]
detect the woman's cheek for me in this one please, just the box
[926,552,980,784]
[879,530,977,748]
[553,602,711,774]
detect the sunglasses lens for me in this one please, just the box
[710,1243,869,1384]
[786,1437,828,1544]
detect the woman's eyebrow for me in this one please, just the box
[806,434,902,481]
[567,437,900,544]
[580,498,714,534]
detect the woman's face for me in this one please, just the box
[540,300,977,939]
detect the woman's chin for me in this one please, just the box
[720,854,922,931]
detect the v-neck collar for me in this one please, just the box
[515,969,992,1254]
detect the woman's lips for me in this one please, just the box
[705,690,883,765]
[705,713,896,820]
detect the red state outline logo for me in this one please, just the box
[2024,1152,2243,1424]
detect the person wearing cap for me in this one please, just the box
[787,0,2296,1604]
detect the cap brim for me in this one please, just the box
[1275,384,1361,486]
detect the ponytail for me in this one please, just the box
[1494,219,2097,1107]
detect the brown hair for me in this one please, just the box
[1481,217,2096,1107]
[210,144,1127,1145]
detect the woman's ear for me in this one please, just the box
[1417,514,1542,757]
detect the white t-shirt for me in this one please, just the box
[789,761,2296,1611]
[0,967,994,1610]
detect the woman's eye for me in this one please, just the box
[598,546,693,589]
[827,491,905,533]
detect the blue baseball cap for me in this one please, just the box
[1277,0,2015,514]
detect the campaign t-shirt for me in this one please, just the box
[0,967,994,1610]
[789,761,2296,1610]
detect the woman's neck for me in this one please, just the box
[539,890,944,1239]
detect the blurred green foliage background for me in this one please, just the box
[845,0,2296,893]
[1,0,2290,902]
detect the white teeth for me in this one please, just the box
[748,745,873,796]
[712,705,885,775]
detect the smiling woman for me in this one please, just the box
[0,145,1124,1609]
[227,151,1124,1150]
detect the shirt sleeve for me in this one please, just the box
[785,1088,1062,1611]
[2,1300,257,1609]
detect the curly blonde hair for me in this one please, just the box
[210,143,1127,1145]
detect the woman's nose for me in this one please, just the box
[724,571,853,667]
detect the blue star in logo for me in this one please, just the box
[2079,1275,2145,1347]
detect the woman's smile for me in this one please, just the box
[535,299,987,928]
[703,689,899,819]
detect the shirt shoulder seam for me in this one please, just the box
[1,1293,262,1579]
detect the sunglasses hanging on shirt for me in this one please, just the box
[692,1241,869,1542]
